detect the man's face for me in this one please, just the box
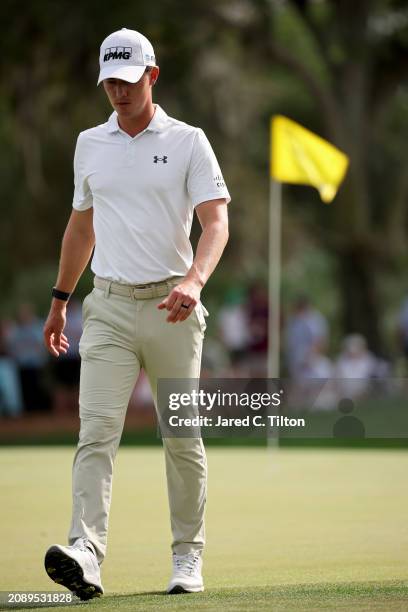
[102,67,159,119]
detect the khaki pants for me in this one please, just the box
[67,278,208,564]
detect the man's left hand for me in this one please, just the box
[157,279,201,323]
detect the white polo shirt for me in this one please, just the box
[72,104,231,284]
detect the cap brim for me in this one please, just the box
[97,65,146,85]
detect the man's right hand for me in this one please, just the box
[43,304,70,357]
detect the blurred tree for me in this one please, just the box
[202,0,408,352]
[1,0,407,356]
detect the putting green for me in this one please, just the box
[0,447,407,610]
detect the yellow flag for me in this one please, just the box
[270,115,349,203]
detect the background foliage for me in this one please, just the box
[1,0,408,356]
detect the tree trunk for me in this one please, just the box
[337,243,384,355]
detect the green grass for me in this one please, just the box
[0,447,407,610]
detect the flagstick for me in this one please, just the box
[268,178,281,380]
[265,115,348,459]
[267,178,282,455]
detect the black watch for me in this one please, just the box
[52,287,71,301]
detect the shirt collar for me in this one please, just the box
[107,104,168,135]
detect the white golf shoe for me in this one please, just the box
[44,537,103,600]
[167,551,204,594]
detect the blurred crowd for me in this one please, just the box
[206,284,404,409]
[0,301,82,418]
[1,287,407,418]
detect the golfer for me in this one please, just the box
[43,28,230,600]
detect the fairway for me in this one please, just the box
[0,447,407,610]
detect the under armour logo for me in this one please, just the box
[153,156,168,163]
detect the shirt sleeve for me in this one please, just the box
[72,133,93,211]
[187,128,231,207]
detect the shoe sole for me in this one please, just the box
[44,547,103,601]
[168,584,204,594]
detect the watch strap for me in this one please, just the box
[52,287,71,301]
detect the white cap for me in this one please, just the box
[97,28,156,85]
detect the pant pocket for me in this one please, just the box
[194,302,208,334]
[82,290,94,322]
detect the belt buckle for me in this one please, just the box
[132,284,148,299]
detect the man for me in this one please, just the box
[43,28,230,600]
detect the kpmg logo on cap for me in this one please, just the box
[104,47,132,62]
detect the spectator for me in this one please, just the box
[334,334,384,400]
[6,303,49,412]
[217,287,250,366]
[285,295,328,378]
[246,283,269,375]
[201,337,232,376]
[397,296,408,362]
[51,299,82,414]
[0,319,23,417]
[53,299,82,386]
[289,344,337,411]
[300,344,334,379]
